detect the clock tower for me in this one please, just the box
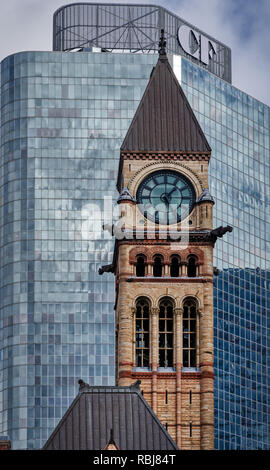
[100,32,232,450]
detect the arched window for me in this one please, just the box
[159,298,174,367]
[170,256,180,277]
[187,256,197,277]
[153,256,163,277]
[183,298,197,367]
[135,298,150,367]
[136,256,146,277]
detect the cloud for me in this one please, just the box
[0,0,269,105]
[169,0,270,105]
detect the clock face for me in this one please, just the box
[136,170,196,224]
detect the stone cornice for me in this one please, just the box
[116,230,216,245]
[122,151,210,160]
[125,276,213,284]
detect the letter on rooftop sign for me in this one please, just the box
[177,25,217,66]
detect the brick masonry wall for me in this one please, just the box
[116,154,214,449]
[0,440,11,450]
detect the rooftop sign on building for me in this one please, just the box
[53,3,232,83]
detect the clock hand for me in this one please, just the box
[161,193,170,205]
[164,194,170,205]
[168,187,177,198]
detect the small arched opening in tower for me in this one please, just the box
[187,255,197,277]
[170,256,180,277]
[136,255,146,277]
[153,255,163,277]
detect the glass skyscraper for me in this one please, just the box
[180,58,270,450]
[0,3,269,450]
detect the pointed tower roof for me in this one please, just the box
[121,50,211,153]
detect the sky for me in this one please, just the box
[0,0,269,106]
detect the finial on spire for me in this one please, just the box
[159,29,167,56]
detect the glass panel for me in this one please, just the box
[190,306,196,318]
[183,320,189,332]
[136,333,142,347]
[136,351,142,367]
[183,334,189,348]
[159,333,165,348]
[167,333,173,348]
[167,306,173,318]
[143,333,149,348]
[183,350,189,367]
[190,333,196,348]
[143,320,148,331]
[190,349,196,367]
[167,350,173,367]
[159,350,165,367]
[159,320,165,331]
[142,350,149,367]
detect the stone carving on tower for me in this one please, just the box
[100,31,232,450]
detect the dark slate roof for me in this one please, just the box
[121,54,211,153]
[43,380,178,450]
[117,187,136,204]
[196,188,215,204]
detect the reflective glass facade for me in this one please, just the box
[0,49,269,451]
[180,58,270,449]
[0,51,157,449]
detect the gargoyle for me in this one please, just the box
[210,225,233,242]
[98,264,114,275]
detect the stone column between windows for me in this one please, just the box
[164,263,169,276]
[181,262,188,276]
[148,262,153,277]
[174,307,183,449]
[197,261,203,276]
[195,263,199,276]
[117,302,133,386]
[132,262,136,276]
[151,307,159,414]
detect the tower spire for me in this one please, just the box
[159,28,167,57]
